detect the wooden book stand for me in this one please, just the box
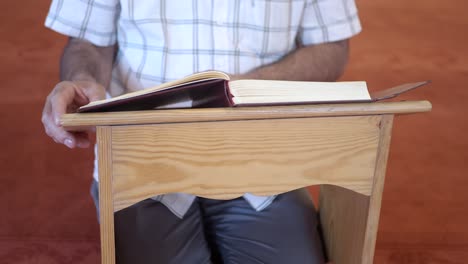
[62,100,431,264]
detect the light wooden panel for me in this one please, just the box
[319,185,370,264]
[61,100,431,131]
[97,127,115,264]
[319,115,394,264]
[361,114,394,263]
[110,115,381,212]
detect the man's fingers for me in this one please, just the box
[42,92,78,148]
[82,82,106,102]
[43,117,77,148]
[42,80,102,148]
[73,131,91,148]
[51,99,67,126]
[43,109,90,149]
[50,84,75,126]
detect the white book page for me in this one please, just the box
[229,80,370,104]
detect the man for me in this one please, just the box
[42,1,361,263]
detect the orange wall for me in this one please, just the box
[0,0,467,263]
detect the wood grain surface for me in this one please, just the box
[318,115,394,264]
[61,100,431,131]
[97,127,115,264]
[110,115,381,212]
[361,115,394,263]
[320,185,370,264]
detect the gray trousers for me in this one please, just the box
[91,181,325,264]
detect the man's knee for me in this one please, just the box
[114,199,213,264]
[201,189,325,264]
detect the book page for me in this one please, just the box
[229,80,370,104]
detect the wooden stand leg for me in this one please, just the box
[319,185,370,264]
[97,126,116,264]
[319,115,394,264]
[361,114,394,263]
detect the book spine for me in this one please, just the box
[190,79,233,108]
[224,80,235,107]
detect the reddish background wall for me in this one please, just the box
[1,0,467,263]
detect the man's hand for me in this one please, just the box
[42,80,105,148]
[42,37,115,148]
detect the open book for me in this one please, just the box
[78,71,429,113]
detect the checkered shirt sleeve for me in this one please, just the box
[299,0,362,45]
[44,0,120,47]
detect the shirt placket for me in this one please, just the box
[213,1,230,72]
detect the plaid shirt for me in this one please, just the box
[45,0,361,218]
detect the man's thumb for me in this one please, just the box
[85,84,106,103]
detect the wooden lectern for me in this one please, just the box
[62,100,431,264]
